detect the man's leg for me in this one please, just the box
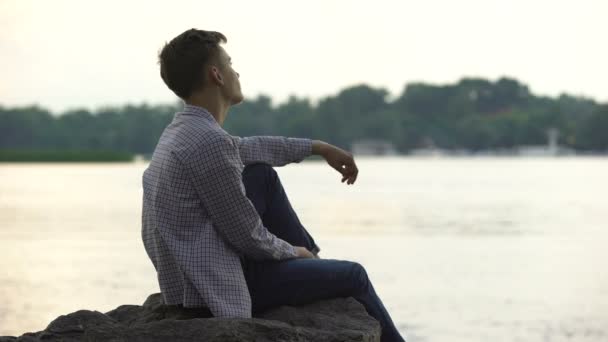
[244,257,406,342]
[241,163,406,342]
[242,162,320,255]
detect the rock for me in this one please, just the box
[0,293,381,341]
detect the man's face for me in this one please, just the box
[215,46,243,105]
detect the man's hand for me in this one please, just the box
[312,140,358,185]
[294,246,316,259]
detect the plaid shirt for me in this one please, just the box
[141,104,313,318]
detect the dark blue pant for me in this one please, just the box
[241,162,406,342]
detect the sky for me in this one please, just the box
[1,0,606,113]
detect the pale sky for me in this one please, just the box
[1,0,606,113]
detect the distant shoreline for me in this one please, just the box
[1,150,606,163]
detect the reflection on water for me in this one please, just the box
[1,157,607,341]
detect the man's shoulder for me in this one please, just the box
[162,120,235,163]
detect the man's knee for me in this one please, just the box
[243,163,279,189]
[348,262,370,293]
[243,162,275,178]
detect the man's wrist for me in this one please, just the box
[312,140,329,157]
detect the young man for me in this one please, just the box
[141,28,406,342]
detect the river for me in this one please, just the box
[1,157,607,341]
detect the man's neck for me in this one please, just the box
[185,95,229,126]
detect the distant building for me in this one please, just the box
[351,139,399,156]
[517,128,574,156]
[408,136,446,156]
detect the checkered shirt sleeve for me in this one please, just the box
[230,135,313,166]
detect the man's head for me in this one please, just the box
[158,29,243,105]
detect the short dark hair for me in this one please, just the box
[158,29,227,99]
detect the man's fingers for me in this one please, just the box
[346,162,358,184]
[331,154,358,184]
[341,163,358,185]
[341,169,349,182]
[347,174,355,184]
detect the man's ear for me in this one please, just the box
[209,66,224,86]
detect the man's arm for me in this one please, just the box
[182,134,300,260]
[230,135,322,166]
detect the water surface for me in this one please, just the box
[1,157,607,341]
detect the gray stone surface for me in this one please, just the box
[0,293,381,341]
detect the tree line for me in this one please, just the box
[1,77,607,156]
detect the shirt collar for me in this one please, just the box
[180,104,219,125]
